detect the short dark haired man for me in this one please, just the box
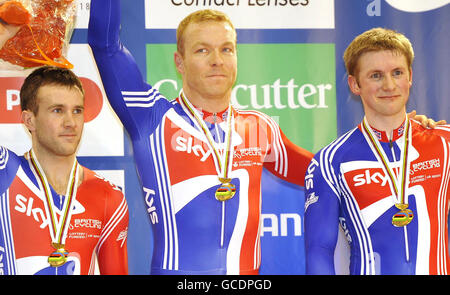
[0,66,129,275]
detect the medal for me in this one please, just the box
[361,117,413,227]
[215,178,236,201]
[392,204,414,227]
[48,243,69,267]
[27,150,80,267]
[180,92,236,201]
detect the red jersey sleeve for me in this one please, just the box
[95,179,129,275]
[262,116,314,186]
[433,124,450,142]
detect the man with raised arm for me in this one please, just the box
[88,0,314,275]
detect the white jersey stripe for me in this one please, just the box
[319,128,375,275]
[437,139,449,274]
[159,116,179,270]
[150,130,170,269]
[97,197,128,252]
[1,190,17,274]
[121,87,159,97]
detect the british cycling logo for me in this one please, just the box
[411,158,440,175]
[385,0,448,12]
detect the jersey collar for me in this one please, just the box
[176,97,230,124]
[360,118,406,143]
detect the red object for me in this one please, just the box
[0,0,74,68]
[0,1,31,25]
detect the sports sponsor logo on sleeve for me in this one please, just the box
[143,186,159,225]
[116,228,128,248]
[305,158,318,190]
[304,192,318,212]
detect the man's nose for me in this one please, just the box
[209,49,224,66]
[382,74,397,91]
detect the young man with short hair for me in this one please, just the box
[0,66,129,275]
[304,28,450,275]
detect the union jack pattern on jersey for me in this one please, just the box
[88,0,313,274]
[304,120,450,275]
[0,147,128,275]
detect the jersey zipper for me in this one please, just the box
[214,114,226,249]
[389,135,410,262]
[220,202,225,248]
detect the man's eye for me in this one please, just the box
[370,72,382,80]
[393,70,403,77]
[223,47,233,53]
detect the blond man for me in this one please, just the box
[304,28,450,275]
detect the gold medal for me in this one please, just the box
[215,178,236,201]
[48,243,69,267]
[27,150,79,268]
[362,118,413,228]
[392,204,414,227]
[180,93,237,202]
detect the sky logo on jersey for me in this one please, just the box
[175,135,212,162]
[305,158,319,190]
[143,187,159,225]
[353,170,389,187]
[146,43,337,153]
[14,194,49,229]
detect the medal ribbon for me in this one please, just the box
[179,91,234,181]
[27,150,79,246]
[361,116,411,207]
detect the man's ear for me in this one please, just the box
[348,75,361,96]
[174,51,184,75]
[408,67,413,87]
[21,110,35,133]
